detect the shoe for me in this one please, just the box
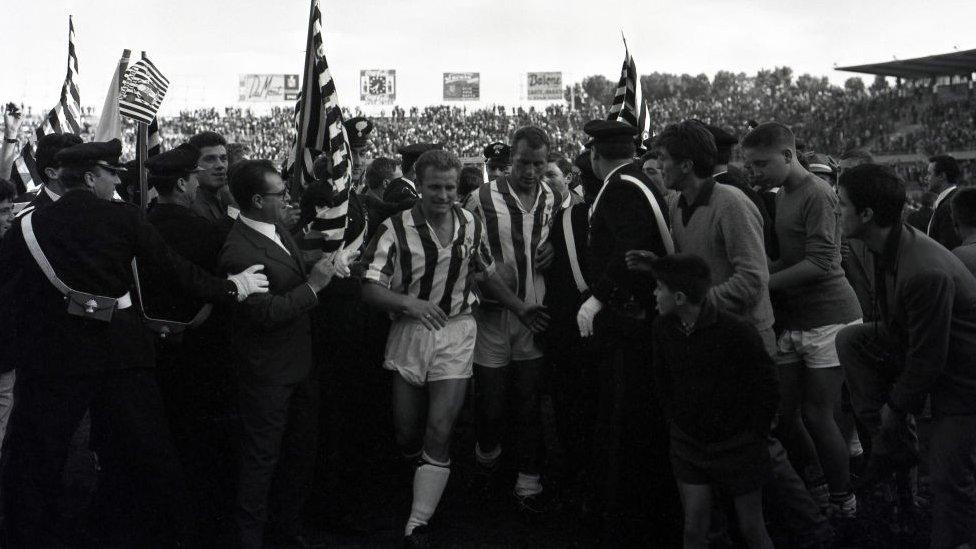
[827,492,857,519]
[513,487,561,515]
[403,524,430,548]
[808,483,829,511]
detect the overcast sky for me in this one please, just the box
[3,0,974,115]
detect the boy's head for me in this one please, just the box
[650,254,712,316]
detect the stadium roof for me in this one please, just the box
[836,48,976,79]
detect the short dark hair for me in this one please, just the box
[414,150,462,185]
[188,131,227,150]
[650,254,711,304]
[951,187,976,228]
[150,174,182,196]
[654,120,717,179]
[229,159,278,211]
[35,133,84,182]
[548,153,572,176]
[458,166,483,197]
[837,163,906,228]
[840,148,874,164]
[58,164,100,190]
[591,139,635,162]
[741,122,796,151]
[929,154,961,184]
[639,149,659,164]
[511,126,550,155]
[364,157,398,191]
[0,178,16,203]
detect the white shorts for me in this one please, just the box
[384,314,477,386]
[775,319,863,368]
[472,306,543,368]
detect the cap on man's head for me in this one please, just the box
[583,120,639,146]
[704,125,738,149]
[806,152,838,175]
[54,139,126,172]
[483,142,511,165]
[344,116,373,149]
[145,143,201,178]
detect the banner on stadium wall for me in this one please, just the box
[238,74,300,102]
[360,69,396,105]
[443,72,480,101]
[527,72,562,100]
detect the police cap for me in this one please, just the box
[483,142,511,165]
[344,117,374,149]
[583,120,639,146]
[397,143,442,163]
[54,139,126,172]
[145,143,201,178]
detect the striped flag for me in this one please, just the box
[147,117,162,157]
[290,0,352,254]
[36,16,82,140]
[637,99,652,145]
[9,144,41,195]
[119,55,169,125]
[607,37,640,128]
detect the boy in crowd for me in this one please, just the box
[650,254,778,549]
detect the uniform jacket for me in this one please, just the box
[219,218,318,385]
[0,190,237,377]
[586,163,670,314]
[381,177,419,216]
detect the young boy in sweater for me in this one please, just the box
[650,254,779,549]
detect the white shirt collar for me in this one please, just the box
[44,186,62,202]
[239,214,289,255]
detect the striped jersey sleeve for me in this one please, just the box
[362,219,398,289]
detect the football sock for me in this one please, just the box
[475,442,502,468]
[405,451,451,536]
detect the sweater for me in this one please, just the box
[772,174,862,329]
[671,180,774,332]
[652,301,779,443]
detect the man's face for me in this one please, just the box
[653,280,677,316]
[510,141,547,193]
[743,146,791,189]
[837,186,866,239]
[89,166,121,201]
[181,172,201,202]
[419,168,458,216]
[544,162,568,198]
[642,158,665,191]
[923,161,943,193]
[256,172,290,223]
[0,199,13,237]
[487,164,510,180]
[197,145,228,191]
[350,147,367,182]
[656,147,687,191]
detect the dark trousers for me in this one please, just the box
[544,321,598,482]
[2,369,188,547]
[838,322,976,549]
[235,375,319,549]
[589,314,681,546]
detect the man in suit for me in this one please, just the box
[0,139,269,547]
[218,159,337,548]
[924,154,962,250]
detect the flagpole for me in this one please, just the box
[137,122,148,216]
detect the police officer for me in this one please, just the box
[381,142,441,217]
[345,116,373,192]
[483,141,511,181]
[575,120,680,545]
[141,142,239,544]
[0,139,270,547]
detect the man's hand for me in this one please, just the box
[3,104,22,140]
[307,253,337,293]
[228,265,269,299]
[517,303,551,333]
[402,297,448,331]
[535,241,555,272]
[332,249,361,278]
[576,295,603,337]
[625,249,657,272]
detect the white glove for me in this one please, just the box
[576,295,603,338]
[228,264,269,300]
[332,248,360,278]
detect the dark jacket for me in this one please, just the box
[927,187,961,250]
[218,218,318,385]
[381,177,419,216]
[0,190,238,377]
[586,163,670,315]
[544,202,590,333]
[875,224,976,415]
[652,301,779,442]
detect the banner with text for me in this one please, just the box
[238,74,300,103]
[527,72,562,100]
[443,72,480,101]
[360,69,396,105]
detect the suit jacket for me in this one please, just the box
[928,188,961,250]
[0,190,238,377]
[218,218,318,385]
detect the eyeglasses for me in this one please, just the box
[260,188,289,199]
